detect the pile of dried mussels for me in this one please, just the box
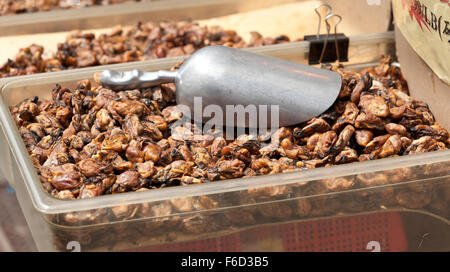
[0,21,291,78]
[10,56,449,201]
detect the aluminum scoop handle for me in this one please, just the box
[100,69,178,91]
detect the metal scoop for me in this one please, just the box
[100,45,341,127]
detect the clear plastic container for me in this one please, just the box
[0,0,393,188]
[0,31,396,184]
[0,32,448,252]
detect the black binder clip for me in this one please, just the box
[304,5,349,65]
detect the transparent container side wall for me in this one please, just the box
[45,159,449,252]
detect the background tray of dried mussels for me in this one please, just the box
[0,0,391,37]
[0,0,296,36]
[0,0,392,82]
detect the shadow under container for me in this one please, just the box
[0,39,448,252]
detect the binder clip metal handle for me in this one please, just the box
[314,3,332,38]
[319,14,343,65]
[304,7,349,65]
